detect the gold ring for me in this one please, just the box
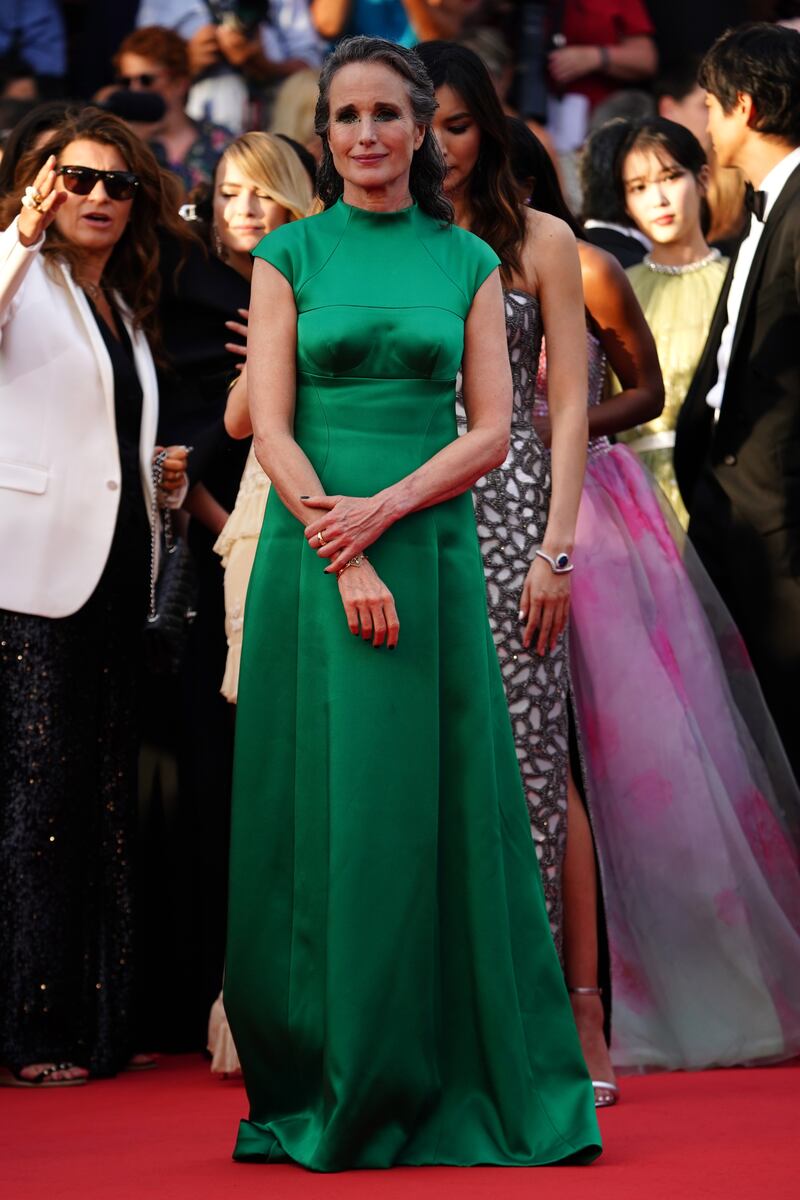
[316,531,326,547]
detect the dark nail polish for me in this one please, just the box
[300,495,309,499]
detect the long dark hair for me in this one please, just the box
[0,107,195,345]
[0,99,77,199]
[619,116,711,235]
[506,116,583,238]
[416,40,525,279]
[314,35,452,222]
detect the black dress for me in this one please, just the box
[0,304,150,1075]
[136,239,250,1049]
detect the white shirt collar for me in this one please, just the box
[756,144,800,221]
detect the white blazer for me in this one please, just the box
[0,217,158,618]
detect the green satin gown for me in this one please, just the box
[225,199,601,1171]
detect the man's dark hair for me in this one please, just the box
[653,56,703,104]
[699,22,800,144]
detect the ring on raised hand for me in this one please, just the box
[23,185,43,209]
[21,193,43,212]
[316,531,327,547]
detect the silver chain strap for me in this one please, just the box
[147,450,173,623]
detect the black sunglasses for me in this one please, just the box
[115,73,159,89]
[56,166,140,201]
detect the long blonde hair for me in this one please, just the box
[217,132,314,221]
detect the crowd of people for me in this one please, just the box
[0,0,799,1176]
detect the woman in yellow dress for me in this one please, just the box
[616,117,728,527]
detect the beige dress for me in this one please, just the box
[207,444,269,1075]
[213,443,271,703]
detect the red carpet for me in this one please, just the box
[1,1055,797,1200]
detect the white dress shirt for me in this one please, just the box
[706,144,800,410]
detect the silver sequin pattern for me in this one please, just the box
[457,290,568,944]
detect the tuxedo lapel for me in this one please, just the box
[727,163,800,375]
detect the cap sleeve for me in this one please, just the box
[467,236,501,302]
[252,227,295,286]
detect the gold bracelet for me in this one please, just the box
[337,554,367,578]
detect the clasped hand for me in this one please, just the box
[303,494,389,575]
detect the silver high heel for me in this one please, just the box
[569,986,619,1109]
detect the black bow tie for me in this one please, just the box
[745,184,767,223]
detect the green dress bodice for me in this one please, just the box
[224,199,601,1171]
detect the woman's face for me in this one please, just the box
[213,158,292,256]
[326,62,425,198]
[431,85,481,198]
[622,147,706,246]
[53,138,135,255]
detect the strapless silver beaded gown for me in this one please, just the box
[457,289,568,942]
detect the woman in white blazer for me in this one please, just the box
[0,108,190,1087]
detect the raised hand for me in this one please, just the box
[18,155,67,247]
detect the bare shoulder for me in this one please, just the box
[517,208,579,293]
[522,207,576,257]
[577,239,628,300]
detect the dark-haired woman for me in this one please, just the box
[0,109,190,1085]
[512,118,800,1076]
[615,117,728,528]
[418,38,589,943]
[224,35,600,1171]
[0,99,75,199]
[420,39,656,1107]
[579,118,648,268]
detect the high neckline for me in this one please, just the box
[643,248,722,276]
[338,197,417,221]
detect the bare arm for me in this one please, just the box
[578,242,664,436]
[604,35,658,82]
[549,35,658,86]
[224,366,252,439]
[303,268,512,573]
[530,214,588,558]
[515,212,587,654]
[401,0,467,40]
[183,482,229,536]
[309,0,353,39]
[247,259,327,524]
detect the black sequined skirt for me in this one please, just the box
[0,512,149,1075]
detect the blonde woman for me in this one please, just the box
[204,133,314,705]
[206,133,313,1075]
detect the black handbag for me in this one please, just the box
[143,450,198,674]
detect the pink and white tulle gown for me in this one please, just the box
[535,332,800,1072]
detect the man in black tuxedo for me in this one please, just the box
[674,23,800,778]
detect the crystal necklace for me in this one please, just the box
[643,247,722,275]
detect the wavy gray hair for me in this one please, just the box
[313,35,452,222]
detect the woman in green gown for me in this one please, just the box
[224,35,601,1172]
